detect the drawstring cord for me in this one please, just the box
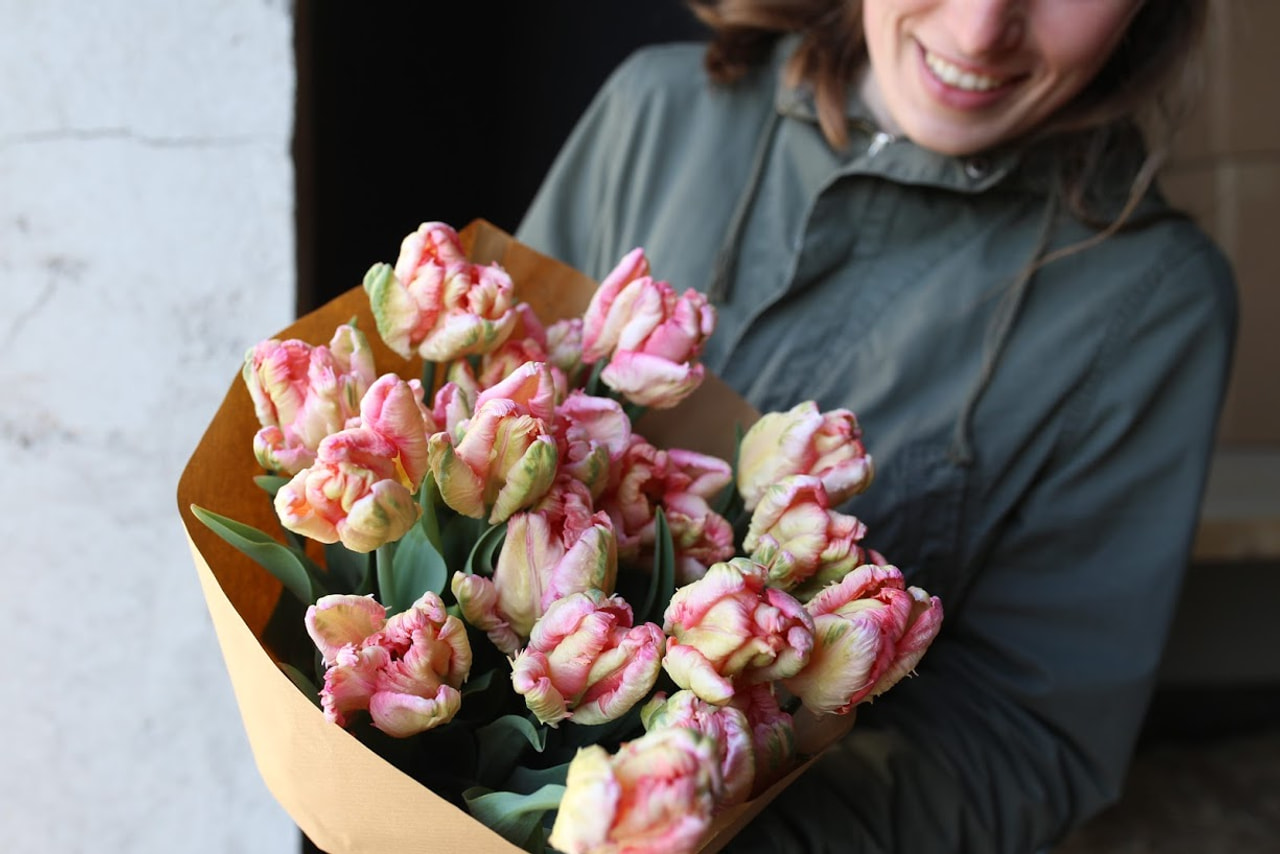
[947,192,1060,467]
[706,92,1060,472]
[707,108,784,303]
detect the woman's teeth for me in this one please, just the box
[924,51,1008,92]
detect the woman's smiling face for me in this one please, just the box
[859,0,1144,155]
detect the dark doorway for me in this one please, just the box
[294,1,708,314]
[293,6,706,850]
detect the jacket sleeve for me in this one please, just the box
[727,240,1237,853]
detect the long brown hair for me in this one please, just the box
[687,0,1210,230]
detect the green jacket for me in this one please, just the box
[518,39,1237,854]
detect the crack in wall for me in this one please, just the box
[0,127,266,149]
[2,257,83,352]
[4,277,57,346]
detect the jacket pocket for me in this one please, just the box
[847,438,968,606]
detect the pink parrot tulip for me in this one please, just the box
[304,592,472,737]
[510,590,665,726]
[547,726,722,854]
[580,248,716,409]
[358,374,435,490]
[545,317,584,378]
[598,438,733,580]
[736,401,875,511]
[662,558,814,705]
[472,360,558,424]
[363,221,518,361]
[243,322,376,474]
[729,683,796,793]
[662,449,735,583]
[274,427,420,553]
[474,304,572,399]
[641,689,756,807]
[784,564,943,715]
[451,477,617,655]
[555,391,633,498]
[743,475,871,596]
[427,395,558,523]
[429,363,478,439]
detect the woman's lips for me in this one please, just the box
[916,42,1024,110]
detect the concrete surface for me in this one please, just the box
[0,2,299,851]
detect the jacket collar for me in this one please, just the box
[769,34,1042,195]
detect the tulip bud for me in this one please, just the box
[511,590,664,726]
[428,397,558,523]
[306,592,471,737]
[784,564,943,715]
[242,323,376,474]
[662,558,814,705]
[737,402,874,511]
[364,222,518,361]
[743,475,869,595]
[275,427,419,553]
[548,727,722,854]
[642,690,756,807]
[452,477,617,655]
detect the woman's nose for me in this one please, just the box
[948,0,1026,58]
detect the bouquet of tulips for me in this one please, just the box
[181,220,942,854]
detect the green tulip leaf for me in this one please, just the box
[279,663,321,709]
[559,704,644,752]
[323,542,372,594]
[505,762,570,795]
[465,521,508,578]
[639,507,676,625]
[523,821,547,854]
[463,785,566,848]
[475,715,549,786]
[456,666,518,724]
[191,505,326,604]
[253,474,292,498]
[418,472,445,554]
[713,422,746,520]
[384,515,449,613]
[583,358,607,398]
[462,668,498,697]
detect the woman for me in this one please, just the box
[518,1,1236,851]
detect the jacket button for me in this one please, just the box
[963,157,991,180]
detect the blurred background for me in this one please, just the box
[2,1,1276,852]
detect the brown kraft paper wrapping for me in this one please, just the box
[178,220,851,854]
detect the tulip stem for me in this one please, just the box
[584,360,606,397]
[421,360,441,396]
[376,542,396,607]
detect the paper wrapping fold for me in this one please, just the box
[178,220,850,854]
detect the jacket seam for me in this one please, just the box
[1057,238,1218,453]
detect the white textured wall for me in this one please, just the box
[0,2,299,851]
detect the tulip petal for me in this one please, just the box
[369,684,462,737]
[662,641,736,706]
[305,595,387,665]
[601,352,704,409]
